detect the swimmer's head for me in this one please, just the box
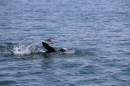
[59,48,67,52]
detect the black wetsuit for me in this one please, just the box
[42,42,56,53]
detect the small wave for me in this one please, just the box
[0,51,11,55]
[0,45,13,55]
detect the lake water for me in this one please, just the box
[0,0,130,86]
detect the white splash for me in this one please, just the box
[13,39,42,55]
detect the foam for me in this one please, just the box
[13,39,42,55]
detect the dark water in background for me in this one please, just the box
[0,0,130,86]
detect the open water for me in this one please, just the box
[0,0,130,86]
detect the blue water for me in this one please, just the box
[0,0,130,86]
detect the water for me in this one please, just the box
[0,0,130,86]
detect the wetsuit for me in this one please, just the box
[42,42,56,53]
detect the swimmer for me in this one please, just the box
[42,39,67,53]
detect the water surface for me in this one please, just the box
[0,0,130,86]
